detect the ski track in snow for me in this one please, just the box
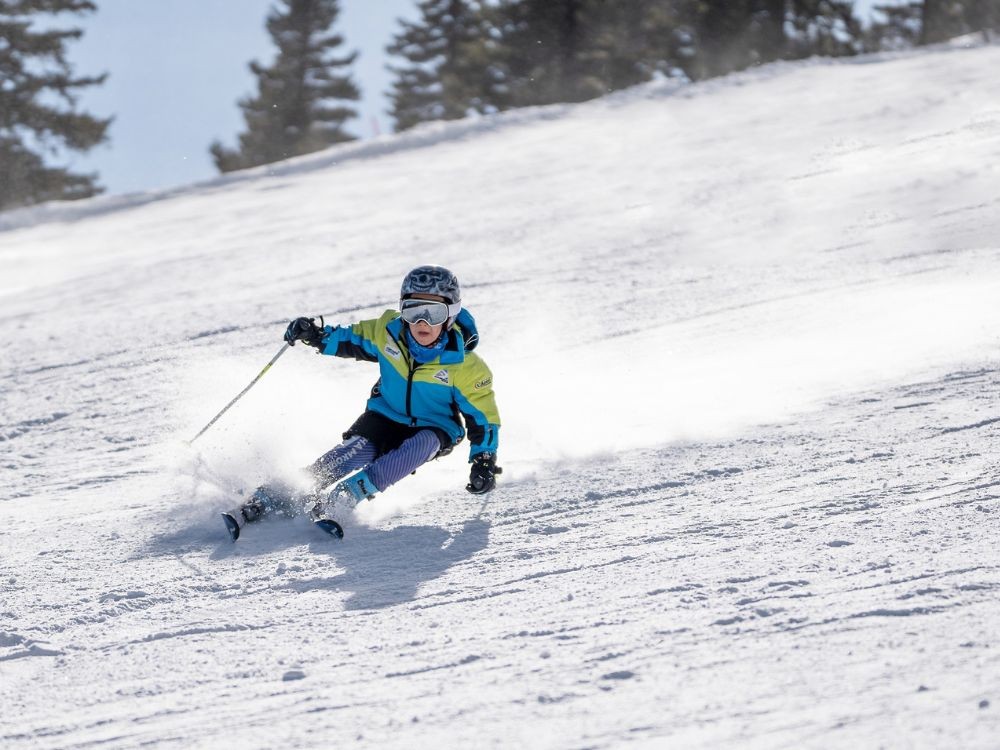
[2,366,999,748]
[2,40,1000,749]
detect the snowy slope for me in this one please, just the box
[2,40,1000,748]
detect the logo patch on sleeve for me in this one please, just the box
[434,369,450,384]
[474,377,492,389]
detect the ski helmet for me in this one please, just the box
[400,265,461,305]
[400,265,462,328]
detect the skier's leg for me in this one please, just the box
[312,430,441,527]
[225,437,377,538]
[364,429,442,493]
[306,435,378,490]
[251,436,376,514]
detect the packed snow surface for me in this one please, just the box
[2,41,1000,748]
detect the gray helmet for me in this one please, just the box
[400,265,462,329]
[400,265,461,305]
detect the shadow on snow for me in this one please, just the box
[143,511,491,611]
[289,518,491,610]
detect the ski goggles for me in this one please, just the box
[399,298,460,326]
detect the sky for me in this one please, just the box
[66,0,420,195]
[61,0,883,197]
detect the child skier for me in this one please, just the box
[223,265,501,540]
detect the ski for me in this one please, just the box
[313,518,345,539]
[221,511,242,542]
[222,497,346,541]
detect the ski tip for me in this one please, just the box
[314,519,344,539]
[221,512,241,542]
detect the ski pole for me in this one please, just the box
[187,343,290,445]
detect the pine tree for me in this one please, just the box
[962,0,997,34]
[968,0,1000,34]
[491,0,607,107]
[786,0,864,59]
[387,0,694,123]
[582,1,688,90]
[689,1,756,80]
[211,0,360,173]
[0,0,110,211]
[865,2,923,50]
[386,0,497,131]
[916,0,1000,45]
[388,0,871,119]
[688,0,862,80]
[920,0,967,43]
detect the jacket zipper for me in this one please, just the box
[392,329,420,426]
[406,359,418,425]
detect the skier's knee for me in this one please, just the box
[308,435,374,485]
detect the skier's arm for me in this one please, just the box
[318,311,396,363]
[453,354,501,460]
[456,363,502,494]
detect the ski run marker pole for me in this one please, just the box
[187,343,290,445]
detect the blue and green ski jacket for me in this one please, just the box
[319,309,500,460]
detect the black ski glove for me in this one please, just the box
[466,453,501,494]
[284,317,325,349]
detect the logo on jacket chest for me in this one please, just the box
[433,369,450,384]
[384,342,402,360]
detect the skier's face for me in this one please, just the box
[408,318,444,346]
[406,293,447,346]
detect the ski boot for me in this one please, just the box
[221,496,264,542]
[308,470,378,539]
[221,482,298,542]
